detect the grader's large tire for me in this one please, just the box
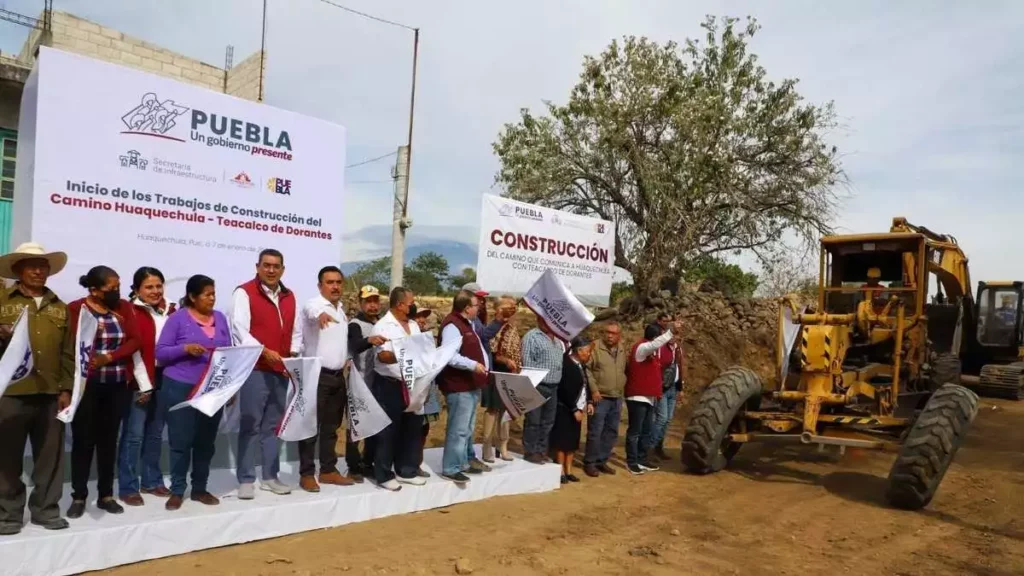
[886,383,979,510]
[929,352,962,389]
[681,366,762,474]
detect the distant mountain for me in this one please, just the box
[341,224,479,275]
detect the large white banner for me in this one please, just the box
[476,194,615,306]
[523,268,595,342]
[13,47,346,307]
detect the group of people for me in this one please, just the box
[0,239,688,535]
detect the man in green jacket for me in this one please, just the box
[0,243,73,535]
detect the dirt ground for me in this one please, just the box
[101,393,1024,576]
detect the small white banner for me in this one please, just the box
[169,345,263,417]
[392,333,463,414]
[346,365,390,442]
[0,308,34,398]
[57,306,98,423]
[493,368,550,419]
[523,268,595,342]
[276,356,323,441]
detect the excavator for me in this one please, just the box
[681,217,979,510]
[958,281,1024,399]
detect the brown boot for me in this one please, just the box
[191,492,220,506]
[481,411,498,463]
[299,475,320,493]
[320,471,355,486]
[120,493,144,507]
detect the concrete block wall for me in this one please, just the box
[17,11,265,101]
[226,50,265,101]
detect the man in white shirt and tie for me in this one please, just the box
[297,266,357,493]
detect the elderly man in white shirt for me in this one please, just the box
[229,249,303,499]
[296,266,358,493]
[368,287,425,491]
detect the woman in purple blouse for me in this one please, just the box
[155,275,232,511]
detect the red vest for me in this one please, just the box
[131,300,176,386]
[239,278,296,373]
[436,313,488,394]
[625,340,664,398]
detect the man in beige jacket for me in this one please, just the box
[583,321,628,477]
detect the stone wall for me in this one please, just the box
[16,11,264,101]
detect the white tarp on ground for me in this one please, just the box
[475,194,615,306]
[1,448,561,576]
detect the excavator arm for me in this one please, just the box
[890,217,972,303]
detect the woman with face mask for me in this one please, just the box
[64,265,143,519]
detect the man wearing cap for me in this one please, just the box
[0,242,73,534]
[345,285,388,482]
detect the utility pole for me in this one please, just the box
[389,145,411,288]
[389,27,419,290]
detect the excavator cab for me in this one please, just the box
[960,281,1024,399]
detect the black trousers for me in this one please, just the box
[71,383,130,501]
[298,370,347,476]
[372,376,423,484]
[0,395,65,524]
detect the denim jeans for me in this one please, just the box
[117,390,166,496]
[625,400,655,467]
[237,371,288,484]
[522,382,558,456]
[652,386,678,447]
[161,377,223,496]
[583,396,622,466]
[442,390,480,475]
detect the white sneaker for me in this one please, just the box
[260,478,292,495]
[238,483,255,499]
[397,474,426,486]
[379,479,402,491]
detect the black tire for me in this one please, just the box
[885,383,979,510]
[681,366,762,474]
[929,353,961,389]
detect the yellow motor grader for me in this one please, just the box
[681,217,980,510]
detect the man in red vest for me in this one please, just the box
[230,248,302,500]
[624,321,678,475]
[436,290,490,485]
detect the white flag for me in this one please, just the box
[392,332,464,413]
[524,268,595,342]
[57,307,99,423]
[346,365,390,442]
[779,304,807,384]
[0,308,34,398]
[493,368,550,419]
[276,356,322,441]
[170,345,263,417]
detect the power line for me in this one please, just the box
[345,150,396,168]
[317,0,417,32]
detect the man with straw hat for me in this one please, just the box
[0,242,72,535]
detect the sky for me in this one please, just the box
[0,0,1022,283]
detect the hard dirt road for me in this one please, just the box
[103,395,1024,576]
